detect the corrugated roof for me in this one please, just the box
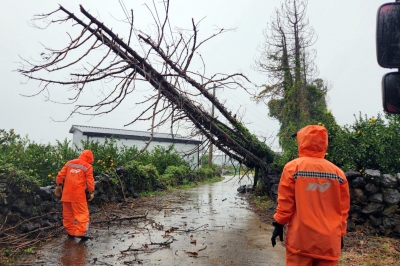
[69,125,201,144]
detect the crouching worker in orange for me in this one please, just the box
[56,150,95,241]
[271,125,350,266]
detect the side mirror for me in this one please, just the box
[377,3,400,68]
[382,72,400,114]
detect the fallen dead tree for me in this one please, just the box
[17,1,275,187]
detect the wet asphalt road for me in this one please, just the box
[15,176,286,265]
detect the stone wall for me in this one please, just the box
[263,168,400,237]
[0,169,139,234]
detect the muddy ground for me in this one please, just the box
[12,176,285,265]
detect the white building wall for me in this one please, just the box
[72,131,87,148]
[211,152,238,166]
[213,154,228,166]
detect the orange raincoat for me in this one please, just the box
[273,125,350,261]
[56,150,95,237]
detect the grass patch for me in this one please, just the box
[138,190,166,197]
[167,175,224,191]
[0,248,15,265]
[338,234,400,266]
[198,175,224,184]
[141,175,224,196]
[24,247,35,254]
[253,195,275,211]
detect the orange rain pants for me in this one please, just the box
[286,249,338,266]
[62,201,89,237]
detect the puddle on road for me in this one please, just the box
[16,176,285,265]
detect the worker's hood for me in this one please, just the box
[297,125,328,158]
[79,149,94,163]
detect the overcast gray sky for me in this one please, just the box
[0,0,390,150]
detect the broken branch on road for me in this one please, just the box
[91,211,148,225]
[183,245,207,256]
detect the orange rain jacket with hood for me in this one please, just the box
[56,150,95,202]
[273,125,350,261]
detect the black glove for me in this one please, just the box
[341,237,344,249]
[271,221,284,247]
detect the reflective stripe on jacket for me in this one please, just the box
[273,125,350,261]
[56,150,95,202]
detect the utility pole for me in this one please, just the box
[208,84,216,169]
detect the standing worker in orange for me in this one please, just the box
[271,125,350,265]
[55,149,95,240]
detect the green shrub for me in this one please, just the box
[328,113,400,174]
[0,131,192,187]
[82,138,121,176]
[124,161,160,193]
[195,166,216,181]
[160,165,190,186]
[0,130,73,186]
[0,163,39,193]
[275,112,400,175]
[135,145,188,175]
